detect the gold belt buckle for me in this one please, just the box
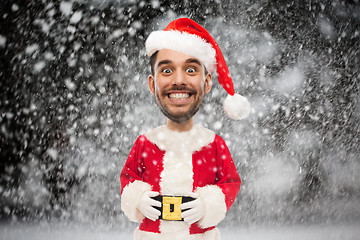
[162,196,183,221]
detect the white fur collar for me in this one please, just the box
[145,124,215,154]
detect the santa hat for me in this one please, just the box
[145,18,250,120]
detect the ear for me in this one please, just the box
[204,73,212,94]
[148,74,155,95]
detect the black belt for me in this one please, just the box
[151,196,195,221]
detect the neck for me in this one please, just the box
[167,118,194,132]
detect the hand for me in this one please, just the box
[180,192,205,225]
[138,191,161,221]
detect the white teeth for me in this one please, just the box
[169,93,190,99]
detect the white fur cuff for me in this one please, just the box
[196,185,227,228]
[134,227,220,240]
[145,30,216,72]
[121,180,152,222]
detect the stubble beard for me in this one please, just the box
[154,86,205,124]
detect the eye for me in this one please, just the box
[162,68,172,74]
[186,67,196,73]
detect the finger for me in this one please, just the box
[147,191,160,197]
[181,207,196,219]
[144,208,160,221]
[188,192,199,199]
[187,216,200,225]
[147,213,158,221]
[145,213,156,221]
[142,209,154,221]
[147,206,161,217]
[187,211,202,224]
[180,201,195,210]
[181,197,201,210]
[149,198,162,208]
[184,214,200,225]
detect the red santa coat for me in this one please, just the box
[120,125,241,240]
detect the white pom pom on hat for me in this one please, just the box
[223,93,251,120]
[145,18,251,120]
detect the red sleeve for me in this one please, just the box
[120,135,153,222]
[214,134,241,210]
[120,135,145,193]
[196,134,241,228]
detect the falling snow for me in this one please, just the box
[0,35,6,47]
[60,1,73,16]
[70,11,83,24]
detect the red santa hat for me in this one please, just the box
[145,18,250,120]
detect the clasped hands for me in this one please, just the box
[137,191,204,224]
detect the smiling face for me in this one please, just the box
[148,49,212,124]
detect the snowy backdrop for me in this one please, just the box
[0,0,359,239]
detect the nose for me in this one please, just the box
[172,70,187,86]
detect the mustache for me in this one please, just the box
[161,86,197,95]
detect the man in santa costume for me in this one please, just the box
[120,18,250,239]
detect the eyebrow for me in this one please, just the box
[156,60,172,68]
[185,58,202,67]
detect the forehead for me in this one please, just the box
[155,49,204,67]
